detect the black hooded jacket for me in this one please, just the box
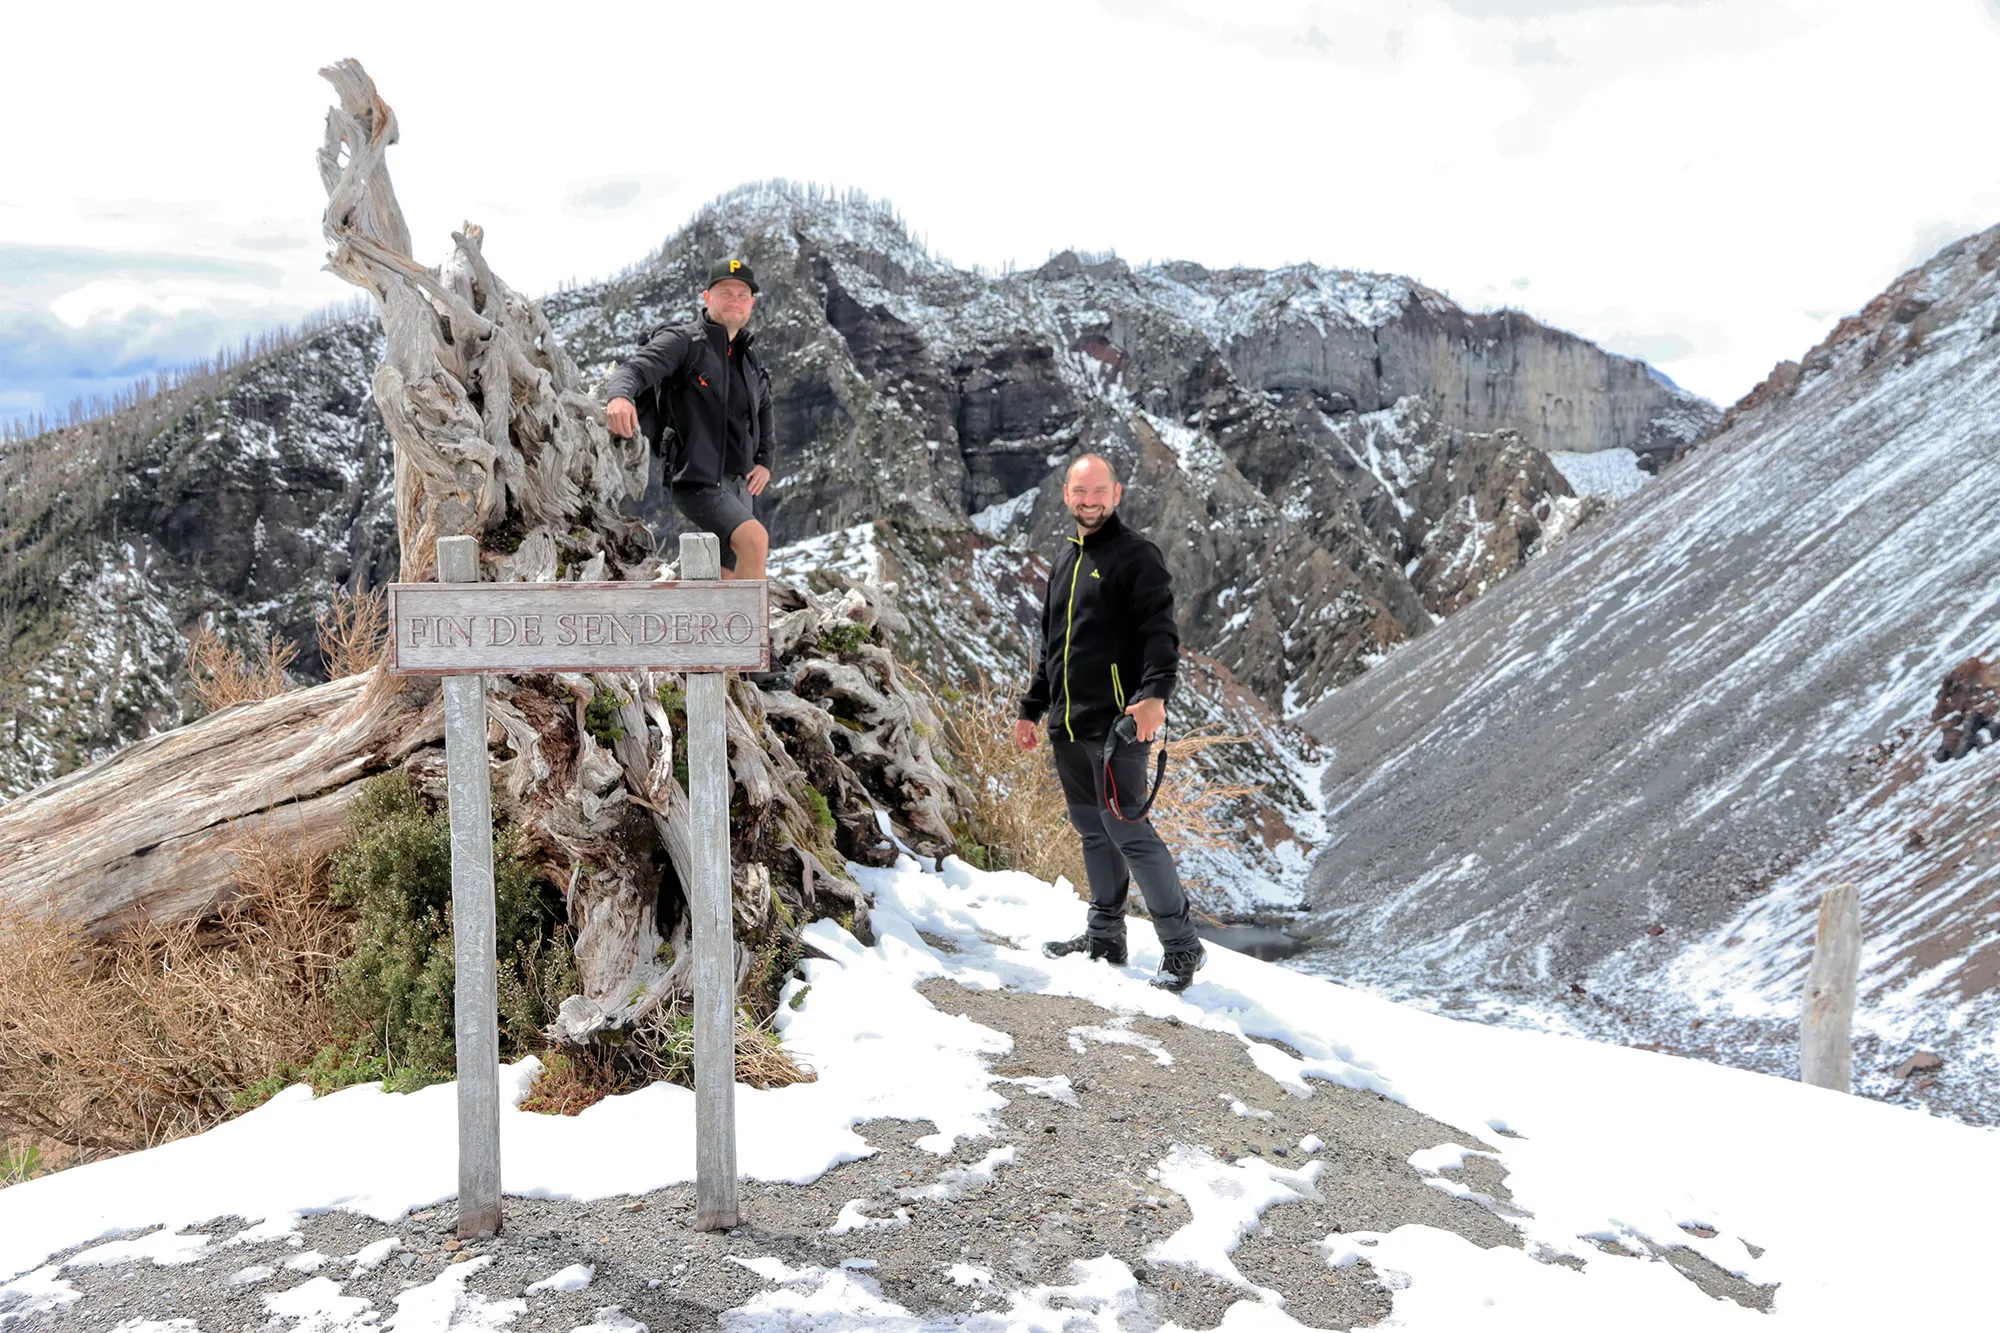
[1018,512,1180,743]
[604,313,774,487]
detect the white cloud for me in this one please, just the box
[49,277,286,329]
[0,0,1995,416]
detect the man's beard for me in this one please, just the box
[1070,506,1110,531]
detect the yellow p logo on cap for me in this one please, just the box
[729,259,742,272]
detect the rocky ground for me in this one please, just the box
[4,980,1771,1330]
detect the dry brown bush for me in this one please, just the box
[0,834,347,1158]
[913,669,1261,903]
[1151,726,1265,863]
[316,587,391,678]
[185,621,298,712]
[912,668,1087,893]
[519,1004,815,1116]
[518,1049,625,1116]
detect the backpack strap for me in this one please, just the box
[641,320,706,388]
[634,320,708,455]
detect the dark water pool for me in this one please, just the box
[1195,923,1312,961]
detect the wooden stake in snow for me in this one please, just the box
[437,534,503,1238]
[682,531,740,1231]
[1800,882,1861,1093]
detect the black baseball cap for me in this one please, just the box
[706,259,759,294]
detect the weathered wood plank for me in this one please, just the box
[684,532,740,1231]
[1800,882,1862,1092]
[389,581,769,674]
[0,671,436,934]
[438,536,503,1238]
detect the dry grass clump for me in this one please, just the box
[624,1005,817,1091]
[518,1049,626,1117]
[0,835,346,1159]
[1151,725,1265,861]
[317,587,391,678]
[913,669,1262,900]
[520,1006,814,1117]
[911,668,1086,892]
[186,620,298,711]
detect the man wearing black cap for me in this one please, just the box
[606,260,775,584]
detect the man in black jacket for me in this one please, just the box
[605,259,775,581]
[1015,453,1206,992]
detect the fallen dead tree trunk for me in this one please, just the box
[0,670,436,934]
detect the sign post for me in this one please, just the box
[436,535,503,1238]
[390,532,767,1238]
[682,532,740,1230]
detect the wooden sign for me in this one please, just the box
[426,535,746,1240]
[387,581,769,675]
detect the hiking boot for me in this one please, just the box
[1042,933,1128,966]
[746,667,795,693]
[1151,942,1207,993]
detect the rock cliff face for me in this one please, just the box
[1299,223,2000,1119]
[558,184,1710,711]
[0,183,1709,832]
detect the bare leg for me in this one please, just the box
[722,519,769,581]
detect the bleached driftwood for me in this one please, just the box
[317,60,651,584]
[0,671,435,934]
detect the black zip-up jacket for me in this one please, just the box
[1018,512,1179,742]
[604,314,774,486]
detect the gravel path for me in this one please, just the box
[2,979,1768,1330]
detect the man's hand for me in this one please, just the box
[1013,718,1040,751]
[746,464,772,496]
[1125,696,1166,743]
[607,396,638,440]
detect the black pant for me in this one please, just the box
[1050,736,1198,953]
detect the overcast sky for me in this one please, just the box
[4,0,1997,427]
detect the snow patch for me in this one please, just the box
[1547,447,1650,499]
[525,1260,594,1293]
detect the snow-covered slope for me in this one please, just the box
[1301,224,2000,1119]
[2,855,1992,1328]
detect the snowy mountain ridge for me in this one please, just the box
[1,180,1709,883]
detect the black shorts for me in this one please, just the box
[670,478,756,571]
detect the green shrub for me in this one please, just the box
[803,784,836,832]
[326,772,568,1091]
[814,622,870,657]
[653,680,691,791]
[583,686,626,746]
[0,1143,42,1187]
[231,1043,392,1111]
